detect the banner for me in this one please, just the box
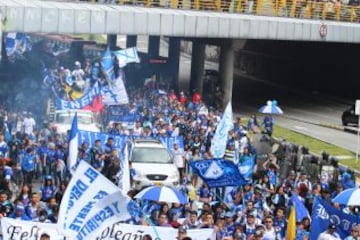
[210,102,233,158]
[68,113,78,174]
[112,47,140,68]
[310,196,357,240]
[189,159,245,188]
[75,191,131,240]
[1,217,63,240]
[0,218,215,240]
[94,222,215,240]
[56,82,102,110]
[78,131,184,152]
[58,161,120,237]
[5,32,32,61]
[102,76,129,105]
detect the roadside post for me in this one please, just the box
[355,100,360,163]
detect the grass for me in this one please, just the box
[242,118,359,171]
[273,124,359,171]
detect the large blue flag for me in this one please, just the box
[68,113,78,174]
[310,196,357,240]
[101,47,115,83]
[190,159,245,188]
[291,191,310,222]
[210,102,233,158]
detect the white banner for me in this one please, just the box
[58,161,119,238]
[102,76,129,105]
[0,218,215,240]
[112,47,140,68]
[1,218,63,240]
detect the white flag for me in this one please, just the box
[210,102,233,158]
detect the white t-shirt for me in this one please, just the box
[172,148,185,168]
[317,231,341,240]
[23,117,36,135]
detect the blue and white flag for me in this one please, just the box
[75,191,131,240]
[190,159,245,188]
[58,161,120,238]
[56,82,102,110]
[101,47,115,83]
[310,196,357,240]
[112,47,140,68]
[68,113,78,174]
[238,154,255,182]
[210,102,233,158]
[5,32,32,60]
[102,76,129,105]
[117,143,131,194]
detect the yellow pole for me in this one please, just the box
[195,0,200,9]
[275,0,279,16]
[335,3,340,20]
[217,0,222,11]
[306,1,311,18]
[350,7,355,22]
[290,0,296,17]
[146,0,151,6]
[322,1,327,20]
[171,0,177,8]
[237,0,243,13]
[256,0,263,15]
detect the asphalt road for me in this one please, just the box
[117,36,358,155]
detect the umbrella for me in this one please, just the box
[134,186,188,204]
[259,100,284,115]
[332,188,360,206]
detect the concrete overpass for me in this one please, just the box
[1,0,360,104]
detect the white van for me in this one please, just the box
[127,138,180,190]
[51,109,101,135]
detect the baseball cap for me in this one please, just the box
[225,211,233,218]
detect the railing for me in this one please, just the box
[112,0,360,23]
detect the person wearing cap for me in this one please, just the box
[223,211,236,238]
[243,212,257,237]
[8,202,31,221]
[344,224,360,240]
[317,223,341,240]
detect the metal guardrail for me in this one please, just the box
[97,0,360,23]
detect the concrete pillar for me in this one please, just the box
[190,41,205,95]
[220,40,234,107]
[126,35,137,48]
[168,37,181,92]
[107,34,117,50]
[148,36,160,59]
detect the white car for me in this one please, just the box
[51,110,101,135]
[127,138,180,190]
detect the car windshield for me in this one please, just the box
[55,112,94,125]
[131,147,172,164]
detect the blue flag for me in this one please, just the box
[210,102,233,158]
[190,159,245,188]
[238,154,255,182]
[310,196,357,240]
[101,47,115,82]
[291,191,309,222]
[68,114,78,174]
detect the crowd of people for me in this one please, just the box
[0,46,357,240]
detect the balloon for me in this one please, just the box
[267,100,272,106]
[272,100,278,106]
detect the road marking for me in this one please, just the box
[294,126,308,131]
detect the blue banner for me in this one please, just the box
[310,196,357,240]
[78,131,184,152]
[56,82,102,110]
[190,159,245,188]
